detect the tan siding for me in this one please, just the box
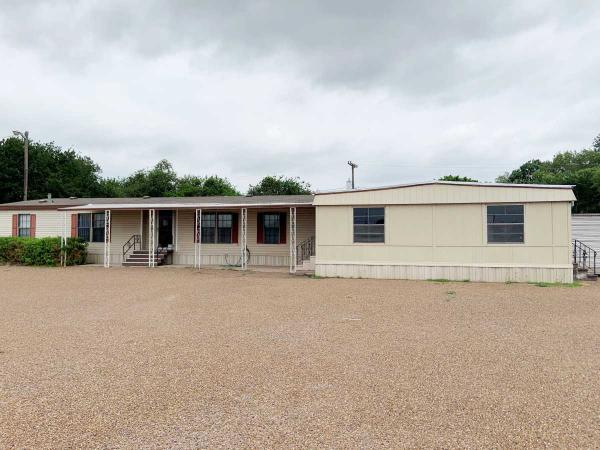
[173,207,315,266]
[0,210,66,238]
[316,202,572,282]
[314,183,576,206]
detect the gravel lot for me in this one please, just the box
[1,266,599,448]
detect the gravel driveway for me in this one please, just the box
[1,266,599,448]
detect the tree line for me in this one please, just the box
[440,134,600,213]
[0,137,311,203]
[3,134,600,212]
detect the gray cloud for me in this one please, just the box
[1,0,599,191]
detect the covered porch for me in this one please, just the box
[61,199,315,273]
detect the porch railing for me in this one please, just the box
[296,236,315,265]
[123,234,141,260]
[573,239,598,275]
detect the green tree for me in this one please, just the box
[0,137,105,203]
[174,175,240,196]
[120,159,178,197]
[439,175,478,182]
[496,134,600,212]
[247,175,312,196]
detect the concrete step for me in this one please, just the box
[122,261,156,267]
[294,269,315,276]
[126,254,165,261]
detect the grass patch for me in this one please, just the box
[528,281,582,288]
[308,274,324,279]
[427,278,451,283]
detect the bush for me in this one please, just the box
[0,237,88,266]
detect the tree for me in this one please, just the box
[174,175,240,196]
[439,175,478,182]
[495,134,600,213]
[247,176,312,196]
[0,137,105,203]
[120,159,178,197]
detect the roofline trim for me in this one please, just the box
[59,202,314,211]
[315,180,575,195]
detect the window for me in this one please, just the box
[77,213,91,242]
[353,207,384,243]
[78,213,105,242]
[217,214,233,244]
[263,213,281,244]
[487,205,524,243]
[18,214,31,237]
[92,213,105,242]
[201,212,234,244]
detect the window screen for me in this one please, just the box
[201,213,216,243]
[77,213,91,242]
[263,213,281,244]
[217,213,233,244]
[487,205,524,243]
[18,214,31,238]
[353,208,385,243]
[92,213,105,242]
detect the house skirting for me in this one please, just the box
[85,252,290,267]
[315,262,573,283]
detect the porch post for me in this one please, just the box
[148,209,155,267]
[61,211,67,267]
[240,208,248,270]
[174,209,178,251]
[194,209,202,269]
[289,207,297,273]
[104,209,111,268]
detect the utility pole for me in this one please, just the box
[13,130,29,201]
[347,161,358,189]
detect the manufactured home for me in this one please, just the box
[0,181,578,282]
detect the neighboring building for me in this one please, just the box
[0,181,577,283]
[572,214,600,252]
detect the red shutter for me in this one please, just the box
[71,214,78,238]
[257,212,264,244]
[12,214,18,237]
[30,214,36,238]
[232,213,239,244]
[279,212,286,244]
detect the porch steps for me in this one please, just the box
[573,263,598,281]
[123,250,167,267]
[295,256,316,276]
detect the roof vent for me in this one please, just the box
[143,195,151,199]
[38,199,47,203]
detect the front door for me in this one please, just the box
[158,210,173,248]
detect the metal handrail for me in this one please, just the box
[296,236,315,265]
[573,239,597,275]
[122,234,141,260]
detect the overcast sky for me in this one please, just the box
[1,0,599,191]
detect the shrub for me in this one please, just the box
[0,237,88,266]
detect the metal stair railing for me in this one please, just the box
[573,239,597,275]
[296,236,315,265]
[122,234,141,261]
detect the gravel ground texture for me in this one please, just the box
[1,266,599,448]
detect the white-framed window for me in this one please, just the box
[18,214,31,238]
[487,204,524,243]
[78,213,105,242]
[353,207,385,243]
[263,213,281,244]
[201,212,234,244]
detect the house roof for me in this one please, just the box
[314,180,576,195]
[0,195,315,211]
